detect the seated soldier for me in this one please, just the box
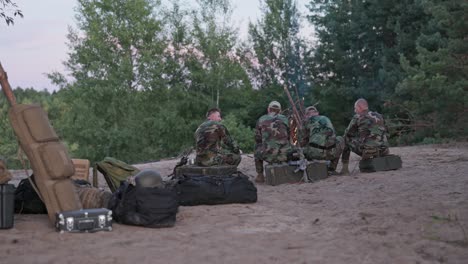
[301,106,344,174]
[340,98,389,174]
[194,108,241,167]
[254,101,292,183]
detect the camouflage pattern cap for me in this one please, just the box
[305,106,318,113]
[268,101,281,110]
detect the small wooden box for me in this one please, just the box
[71,159,90,182]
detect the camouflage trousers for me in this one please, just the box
[195,150,241,167]
[254,146,291,174]
[0,158,12,184]
[341,137,389,163]
[303,136,344,171]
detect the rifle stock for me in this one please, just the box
[0,62,17,106]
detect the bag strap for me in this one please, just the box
[92,163,99,187]
[17,147,45,203]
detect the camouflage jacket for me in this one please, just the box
[302,115,337,148]
[255,113,291,158]
[344,110,389,148]
[195,120,239,158]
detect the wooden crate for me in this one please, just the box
[71,159,90,182]
[306,161,328,182]
[265,163,304,186]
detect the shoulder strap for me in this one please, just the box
[17,147,45,203]
[92,164,99,187]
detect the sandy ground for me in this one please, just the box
[1,143,468,264]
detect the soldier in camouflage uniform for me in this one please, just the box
[254,101,292,183]
[340,98,389,174]
[195,108,241,167]
[301,106,344,174]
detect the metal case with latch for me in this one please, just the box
[56,208,112,233]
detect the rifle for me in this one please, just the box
[282,84,304,130]
[288,159,309,183]
[282,83,306,147]
[170,147,193,178]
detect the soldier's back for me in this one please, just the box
[307,115,336,147]
[357,111,388,148]
[257,114,289,144]
[256,113,291,163]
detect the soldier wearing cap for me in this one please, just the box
[340,98,389,174]
[301,106,344,174]
[254,101,292,183]
[194,107,241,167]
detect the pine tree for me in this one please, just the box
[307,0,429,132]
[396,0,468,140]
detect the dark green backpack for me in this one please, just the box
[94,157,140,192]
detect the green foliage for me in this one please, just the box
[2,0,466,168]
[0,0,22,25]
[307,0,427,131]
[306,0,466,142]
[222,113,255,153]
[33,0,255,165]
[0,88,52,167]
[246,0,312,111]
[45,0,171,163]
[396,0,468,139]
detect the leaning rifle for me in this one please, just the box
[282,84,304,130]
[170,147,193,178]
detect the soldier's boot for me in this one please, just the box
[339,161,350,175]
[254,158,265,183]
[328,157,340,175]
[255,172,265,183]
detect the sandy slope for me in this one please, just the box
[1,143,467,264]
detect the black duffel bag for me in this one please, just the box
[14,175,47,214]
[109,181,178,228]
[176,172,257,206]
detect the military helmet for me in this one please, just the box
[134,169,164,188]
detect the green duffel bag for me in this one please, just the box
[94,157,140,192]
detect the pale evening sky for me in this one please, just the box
[0,0,311,92]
